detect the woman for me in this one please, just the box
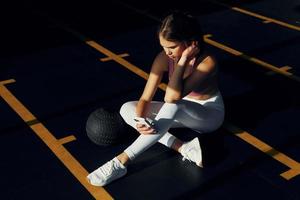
[87,11,225,186]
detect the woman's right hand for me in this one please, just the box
[136,123,157,135]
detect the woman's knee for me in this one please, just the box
[119,101,137,120]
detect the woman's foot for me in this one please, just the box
[87,157,127,186]
[180,137,203,167]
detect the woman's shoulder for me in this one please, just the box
[196,53,217,72]
[156,50,169,62]
[151,51,169,72]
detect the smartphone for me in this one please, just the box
[134,117,153,128]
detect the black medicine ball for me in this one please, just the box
[86,108,125,146]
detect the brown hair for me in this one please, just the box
[158,11,205,54]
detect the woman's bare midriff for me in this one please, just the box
[186,86,218,100]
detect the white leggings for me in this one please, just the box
[120,92,225,160]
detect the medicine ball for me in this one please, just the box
[86,108,125,146]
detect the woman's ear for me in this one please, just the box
[192,41,198,46]
[184,41,193,47]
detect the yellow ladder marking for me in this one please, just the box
[83,40,300,180]
[263,20,272,24]
[281,168,300,180]
[208,0,300,31]
[231,7,300,31]
[266,66,292,76]
[0,80,113,200]
[204,34,300,82]
[225,123,300,180]
[100,53,130,62]
[0,79,16,85]
[86,40,167,91]
[58,135,77,145]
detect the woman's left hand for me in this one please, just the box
[180,41,200,63]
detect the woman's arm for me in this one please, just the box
[164,43,204,102]
[164,57,187,102]
[165,51,216,102]
[136,51,168,117]
[181,55,216,96]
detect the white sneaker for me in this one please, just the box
[87,157,127,186]
[180,137,203,167]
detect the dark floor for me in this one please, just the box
[0,0,299,199]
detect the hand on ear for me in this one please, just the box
[182,41,200,61]
[184,41,197,48]
[193,41,199,46]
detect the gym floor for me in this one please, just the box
[0,0,299,199]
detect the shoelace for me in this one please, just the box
[182,149,194,162]
[98,160,115,177]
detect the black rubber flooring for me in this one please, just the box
[0,0,299,199]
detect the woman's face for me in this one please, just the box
[159,35,186,60]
